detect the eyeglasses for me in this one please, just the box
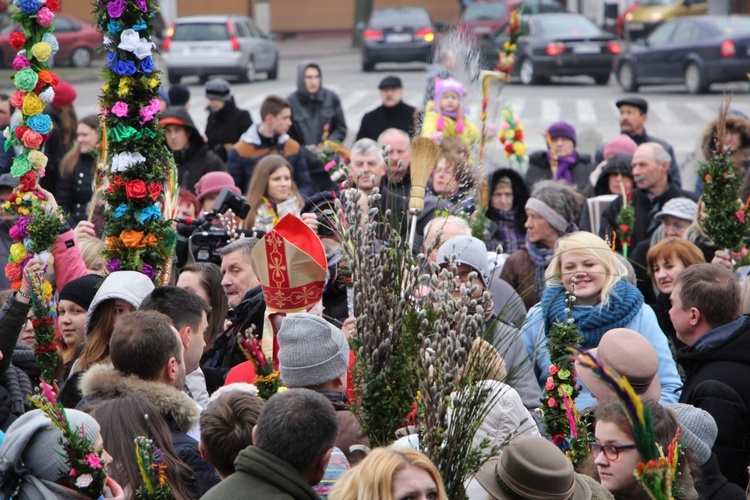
[589,442,637,461]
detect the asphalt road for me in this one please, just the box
[47,35,750,190]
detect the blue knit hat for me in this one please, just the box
[547,121,577,145]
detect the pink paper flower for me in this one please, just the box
[84,453,102,469]
[735,210,746,224]
[37,7,55,27]
[12,54,31,71]
[549,365,559,376]
[547,397,558,408]
[111,101,129,118]
[139,98,160,124]
[69,468,77,477]
[545,377,555,391]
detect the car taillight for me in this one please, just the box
[163,23,174,51]
[227,21,240,51]
[546,43,565,56]
[721,40,736,57]
[364,29,384,41]
[606,41,621,54]
[415,28,435,42]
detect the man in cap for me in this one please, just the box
[595,97,681,187]
[168,83,191,109]
[277,313,369,466]
[288,60,347,193]
[226,94,312,196]
[159,106,226,194]
[204,78,253,163]
[357,76,417,141]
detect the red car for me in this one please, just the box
[0,13,103,68]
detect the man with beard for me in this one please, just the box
[595,97,681,187]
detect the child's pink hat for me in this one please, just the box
[434,77,465,102]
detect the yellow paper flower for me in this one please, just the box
[118,76,133,97]
[10,242,28,263]
[513,142,527,156]
[30,42,53,62]
[102,83,110,92]
[148,77,160,89]
[503,42,516,52]
[42,280,53,300]
[504,130,515,140]
[18,207,30,215]
[27,150,48,170]
[22,93,45,116]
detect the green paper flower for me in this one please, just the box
[14,68,38,92]
[10,154,32,177]
[558,368,571,380]
[561,384,573,396]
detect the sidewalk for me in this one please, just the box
[277,34,357,60]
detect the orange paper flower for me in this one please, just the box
[120,230,146,249]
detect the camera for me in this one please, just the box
[317,209,336,238]
[175,188,254,266]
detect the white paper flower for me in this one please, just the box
[111,151,146,172]
[117,29,140,52]
[133,39,154,60]
[38,87,55,104]
[75,473,93,488]
[103,36,114,47]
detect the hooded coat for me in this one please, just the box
[205,96,253,163]
[160,106,226,193]
[485,168,529,254]
[0,293,33,431]
[83,271,155,336]
[79,364,220,495]
[287,61,347,193]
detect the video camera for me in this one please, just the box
[175,188,255,266]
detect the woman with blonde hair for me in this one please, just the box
[330,446,448,500]
[520,231,682,410]
[242,154,303,231]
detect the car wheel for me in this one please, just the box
[70,47,92,68]
[267,58,279,80]
[684,63,708,95]
[240,58,256,83]
[519,58,540,85]
[167,72,181,84]
[593,73,610,85]
[616,62,639,92]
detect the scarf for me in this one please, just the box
[487,207,524,254]
[549,151,579,185]
[541,280,644,348]
[435,105,469,135]
[525,235,556,295]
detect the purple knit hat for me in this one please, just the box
[547,121,577,145]
[434,77,465,102]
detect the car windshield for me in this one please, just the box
[534,15,601,36]
[641,0,677,5]
[463,3,508,22]
[370,9,431,28]
[707,17,750,34]
[172,22,229,42]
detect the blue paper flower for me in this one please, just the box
[132,19,148,31]
[26,114,52,134]
[137,204,161,224]
[107,20,123,34]
[113,204,130,219]
[113,59,137,76]
[19,0,39,15]
[41,34,59,55]
[140,56,154,74]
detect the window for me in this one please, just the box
[646,22,676,46]
[55,16,81,33]
[172,23,229,42]
[671,21,700,43]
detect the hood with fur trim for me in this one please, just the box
[79,364,198,433]
[700,114,750,172]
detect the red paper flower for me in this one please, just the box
[20,171,36,191]
[9,32,26,51]
[46,0,60,12]
[14,125,28,140]
[149,182,163,202]
[125,179,148,200]
[620,224,630,234]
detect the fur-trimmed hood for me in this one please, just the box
[79,364,198,433]
[700,114,750,169]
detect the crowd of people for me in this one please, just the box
[0,55,750,500]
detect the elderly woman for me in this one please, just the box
[525,121,595,193]
[520,231,682,410]
[499,180,582,310]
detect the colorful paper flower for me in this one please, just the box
[36,8,55,27]
[111,101,129,118]
[107,0,127,18]
[14,68,39,93]
[30,42,53,62]
[26,115,52,135]
[10,32,26,51]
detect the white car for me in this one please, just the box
[162,15,279,84]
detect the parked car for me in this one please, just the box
[361,7,436,72]
[460,1,515,39]
[615,15,750,94]
[162,15,279,84]
[480,13,620,85]
[0,13,103,68]
[624,0,706,40]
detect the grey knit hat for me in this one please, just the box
[0,409,101,483]
[436,236,490,287]
[654,197,697,223]
[665,403,717,466]
[278,313,349,388]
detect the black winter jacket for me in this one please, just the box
[205,97,253,163]
[525,150,594,193]
[56,152,95,226]
[0,293,32,430]
[356,101,416,140]
[678,315,750,487]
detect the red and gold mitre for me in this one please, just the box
[250,214,327,313]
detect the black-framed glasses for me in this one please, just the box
[589,442,637,461]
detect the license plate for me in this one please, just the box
[473,26,492,34]
[573,44,601,54]
[628,23,644,30]
[386,33,412,43]
[187,46,217,54]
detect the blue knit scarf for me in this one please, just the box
[541,280,644,348]
[525,235,556,295]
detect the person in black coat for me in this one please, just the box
[356,75,416,140]
[672,264,750,487]
[525,121,594,193]
[288,60,347,193]
[204,79,253,163]
[159,106,225,194]
[56,114,99,226]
